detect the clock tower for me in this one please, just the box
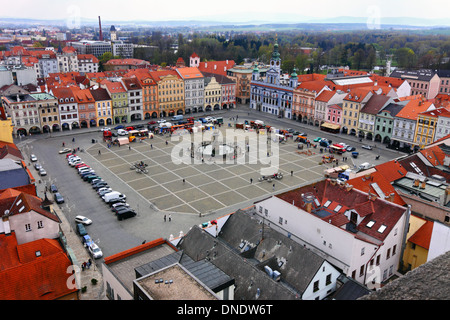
[266,36,281,85]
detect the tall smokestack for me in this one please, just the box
[98,16,103,41]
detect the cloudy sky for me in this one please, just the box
[2,0,450,23]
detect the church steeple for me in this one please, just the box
[267,35,281,85]
[271,34,280,61]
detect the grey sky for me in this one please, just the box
[2,0,449,22]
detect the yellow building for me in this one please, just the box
[401,215,432,272]
[90,88,113,127]
[0,117,13,143]
[414,107,445,149]
[341,89,372,136]
[204,76,221,112]
[150,70,184,117]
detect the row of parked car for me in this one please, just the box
[66,152,137,221]
[30,153,65,203]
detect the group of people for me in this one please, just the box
[81,259,93,271]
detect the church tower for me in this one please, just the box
[266,36,281,85]
[190,52,200,67]
[289,66,298,88]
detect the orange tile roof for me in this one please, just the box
[77,54,99,63]
[296,80,329,93]
[408,220,433,249]
[395,99,434,120]
[347,171,406,206]
[316,90,336,102]
[344,88,372,102]
[149,70,180,82]
[102,80,126,93]
[373,159,408,183]
[0,233,77,300]
[104,58,148,66]
[176,67,204,79]
[198,60,235,77]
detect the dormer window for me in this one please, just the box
[377,224,387,233]
[366,220,376,228]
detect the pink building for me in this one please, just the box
[326,104,342,126]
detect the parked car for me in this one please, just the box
[34,163,41,170]
[76,223,87,236]
[30,154,37,162]
[50,184,58,193]
[39,168,47,176]
[111,202,130,211]
[114,125,124,130]
[112,204,131,214]
[88,243,103,259]
[93,182,109,190]
[147,120,157,125]
[299,132,308,137]
[59,147,72,154]
[101,127,111,132]
[75,215,92,225]
[346,146,356,152]
[82,235,94,247]
[362,145,373,150]
[54,192,64,204]
[313,137,322,142]
[108,198,127,206]
[116,209,137,221]
[98,188,113,197]
[157,119,166,124]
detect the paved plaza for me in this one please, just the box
[83,122,348,216]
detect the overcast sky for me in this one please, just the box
[2,0,450,22]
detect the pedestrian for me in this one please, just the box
[166,140,168,145]
[169,214,172,222]
[62,142,65,147]
[250,178,253,184]
[183,178,185,184]
[98,150,101,155]
[151,144,153,149]
[291,170,293,176]
[272,183,275,191]
[82,261,87,270]
[72,137,75,142]
[164,214,166,222]
[129,145,131,150]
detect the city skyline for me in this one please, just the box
[2,0,450,25]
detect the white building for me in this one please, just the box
[434,109,450,142]
[254,179,410,287]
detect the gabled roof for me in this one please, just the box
[149,70,180,82]
[360,94,391,115]
[0,233,77,300]
[395,98,434,120]
[390,69,437,82]
[418,107,450,118]
[198,60,235,77]
[89,87,111,101]
[296,80,329,93]
[343,88,372,103]
[0,188,60,222]
[408,220,433,249]
[274,179,407,242]
[315,89,336,102]
[176,67,204,79]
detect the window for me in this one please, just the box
[361,247,365,256]
[313,280,319,292]
[37,221,43,229]
[326,274,332,285]
[359,265,365,277]
[25,223,32,232]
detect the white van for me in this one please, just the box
[102,191,126,203]
[358,162,371,170]
[117,129,127,136]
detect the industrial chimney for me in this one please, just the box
[98,16,103,41]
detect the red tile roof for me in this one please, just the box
[274,179,406,242]
[198,60,235,77]
[344,88,372,103]
[395,98,434,120]
[315,90,336,102]
[0,233,77,300]
[408,219,433,249]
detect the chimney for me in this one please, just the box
[305,202,312,213]
[420,180,427,189]
[413,179,420,187]
[98,16,103,41]
[2,213,11,235]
